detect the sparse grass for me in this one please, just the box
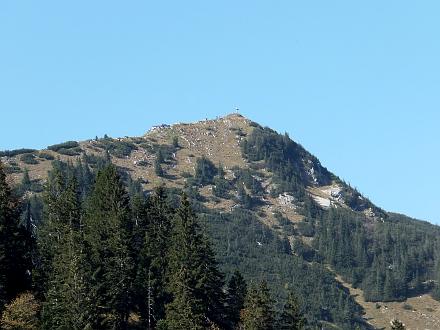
[6,114,257,207]
[334,273,440,330]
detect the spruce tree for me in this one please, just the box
[0,161,31,310]
[156,149,164,164]
[134,187,172,328]
[217,163,225,178]
[172,136,179,149]
[237,184,253,209]
[240,280,275,330]
[384,269,396,301]
[194,156,217,185]
[163,195,225,329]
[433,279,440,301]
[160,289,205,330]
[41,178,93,329]
[84,164,133,329]
[213,164,230,199]
[19,168,31,195]
[75,158,94,199]
[278,291,305,330]
[35,166,70,295]
[225,270,247,328]
[154,157,164,177]
[197,234,227,326]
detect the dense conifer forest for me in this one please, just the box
[241,126,440,303]
[0,159,307,329]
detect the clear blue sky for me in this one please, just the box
[1,1,439,224]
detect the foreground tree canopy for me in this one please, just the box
[0,161,305,329]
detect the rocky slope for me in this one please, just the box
[3,113,383,224]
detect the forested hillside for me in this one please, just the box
[1,160,310,329]
[1,113,439,329]
[240,125,440,303]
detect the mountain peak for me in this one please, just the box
[143,113,252,179]
[2,113,384,221]
[223,112,246,119]
[2,113,440,330]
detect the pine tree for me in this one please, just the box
[0,161,31,310]
[84,164,133,329]
[277,291,305,329]
[163,195,225,329]
[240,280,275,330]
[225,270,247,328]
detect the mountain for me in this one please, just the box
[2,113,440,329]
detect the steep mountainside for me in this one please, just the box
[3,114,384,224]
[2,113,440,329]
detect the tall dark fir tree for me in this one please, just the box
[277,291,305,330]
[134,186,173,328]
[40,176,92,329]
[0,161,31,310]
[162,194,226,329]
[84,164,134,329]
[35,166,72,295]
[240,280,275,330]
[225,270,247,329]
